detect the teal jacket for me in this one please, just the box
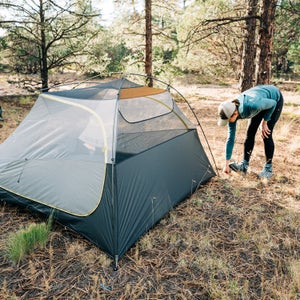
[226,85,281,160]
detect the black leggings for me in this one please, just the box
[243,93,284,164]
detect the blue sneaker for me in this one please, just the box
[229,160,248,175]
[259,163,273,179]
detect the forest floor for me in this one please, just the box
[0,73,300,299]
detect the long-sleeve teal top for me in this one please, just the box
[226,85,281,160]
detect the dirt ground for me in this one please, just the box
[0,74,300,299]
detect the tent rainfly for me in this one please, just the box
[0,77,215,268]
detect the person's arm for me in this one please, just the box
[223,122,236,173]
[261,119,271,139]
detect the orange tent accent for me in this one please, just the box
[119,86,165,99]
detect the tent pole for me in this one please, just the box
[111,78,126,271]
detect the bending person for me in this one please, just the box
[217,85,284,179]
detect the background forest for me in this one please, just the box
[0,0,299,90]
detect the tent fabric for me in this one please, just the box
[0,78,215,264]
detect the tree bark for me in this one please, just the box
[39,0,48,92]
[255,0,277,85]
[239,0,258,92]
[145,0,153,87]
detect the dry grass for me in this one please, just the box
[0,78,300,299]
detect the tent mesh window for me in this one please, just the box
[116,88,195,158]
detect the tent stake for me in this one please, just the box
[113,255,119,271]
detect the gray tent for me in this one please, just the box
[0,77,215,267]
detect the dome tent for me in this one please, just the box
[0,76,215,269]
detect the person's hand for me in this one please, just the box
[223,166,231,174]
[223,161,231,174]
[261,120,271,139]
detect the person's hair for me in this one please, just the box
[232,99,240,107]
[219,109,228,120]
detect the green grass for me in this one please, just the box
[6,216,52,264]
[19,95,36,105]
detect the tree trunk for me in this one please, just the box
[145,0,153,87]
[239,0,258,92]
[255,0,277,85]
[39,0,48,91]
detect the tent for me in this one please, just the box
[0,77,215,268]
